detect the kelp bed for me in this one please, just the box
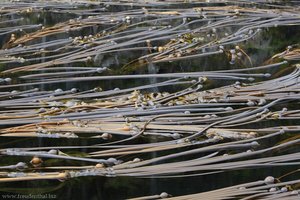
[0,0,300,199]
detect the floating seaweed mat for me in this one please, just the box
[0,3,299,74]
[0,1,299,199]
[129,173,300,199]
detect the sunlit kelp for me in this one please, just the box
[130,173,300,199]
[0,0,299,199]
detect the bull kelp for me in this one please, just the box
[0,0,300,199]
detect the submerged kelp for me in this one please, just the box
[0,0,300,199]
